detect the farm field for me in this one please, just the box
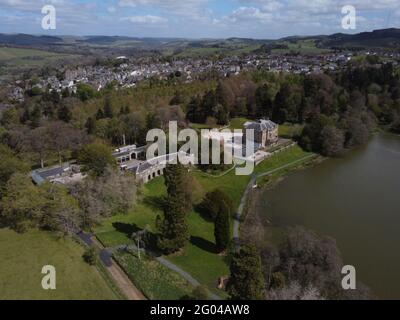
[0,228,118,300]
[271,39,331,55]
[0,47,78,70]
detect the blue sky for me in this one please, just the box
[0,0,399,39]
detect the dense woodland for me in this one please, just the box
[0,55,399,300]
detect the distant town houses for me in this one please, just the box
[8,49,383,101]
[8,86,25,102]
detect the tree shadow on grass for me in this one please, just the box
[112,222,141,237]
[143,195,166,211]
[113,222,161,255]
[194,203,214,222]
[190,236,217,254]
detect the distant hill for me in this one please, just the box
[0,28,399,53]
[78,36,136,44]
[318,28,400,49]
[0,34,62,46]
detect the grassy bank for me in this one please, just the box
[0,228,118,300]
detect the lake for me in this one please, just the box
[257,133,400,299]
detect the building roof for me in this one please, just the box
[113,145,146,158]
[244,119,278,132]
[136,162,152,174]
[31,165,69,185]
[113,150,131,158]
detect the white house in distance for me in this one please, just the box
[201,119,279,162]
[202,119,279,150]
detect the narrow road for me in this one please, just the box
[233,154,316,245]
[78,232,146,300]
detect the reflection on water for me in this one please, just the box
[258,133,400,299]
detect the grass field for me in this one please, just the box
[94,144,310,297]
[0,47,77,69]
[271,39,330,55]
[190,117,251,132]
[228,117,252,130]
[0,228,118,300]
[166,44,262,58]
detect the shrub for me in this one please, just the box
[82,247,97,265]
[199,189,234,220]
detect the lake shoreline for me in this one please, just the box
[246,133,400,299]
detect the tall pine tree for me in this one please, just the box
[104,97,114,118]
[227,244,265,300]
[157,164,189,254]
[214,199,230,253]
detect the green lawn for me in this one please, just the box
[228,117,252,130]
[189,123,215,130]
[95,176,230,296]
[190,117,251,132]
[0,228,119,300]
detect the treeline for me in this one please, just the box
[1,78,214,150]
[0,75,213,236]
[232,222,374,300]
[0,139,136,235]
[0,169,136,235]
[185,61,400,156]
[261,227,373,300]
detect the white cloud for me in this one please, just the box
[240,0,285,12]
[118,0,207,11]
[107,6,116,13]
[0,0,399,38]
[122,14,168,24]
[229,6,273,23]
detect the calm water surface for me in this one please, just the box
[258,133,400,299]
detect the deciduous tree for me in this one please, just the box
[78,141,116,177]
